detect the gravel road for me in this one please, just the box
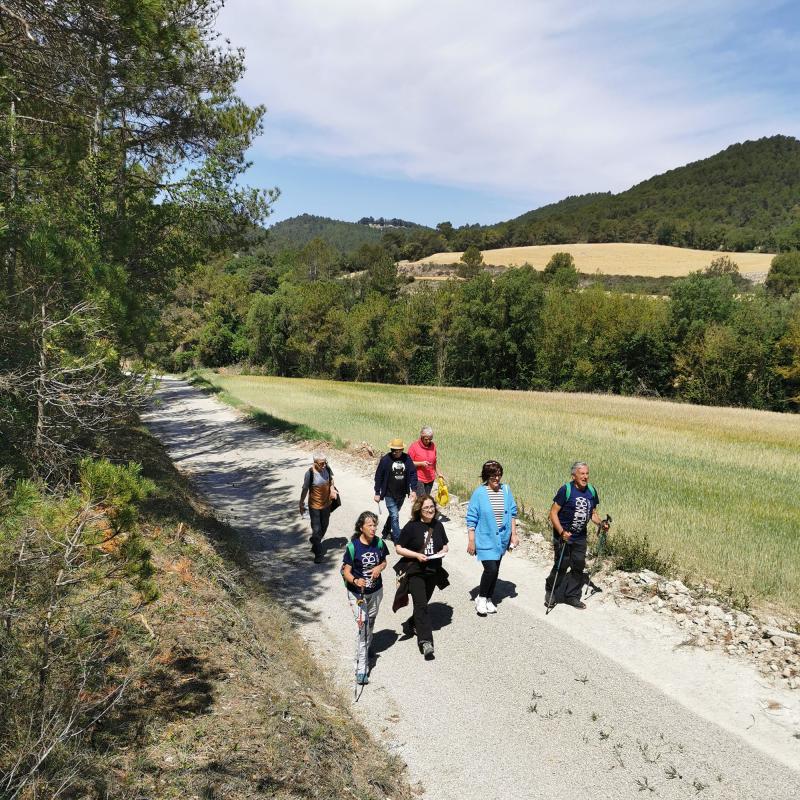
[143,377,800,800]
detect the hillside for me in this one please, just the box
[483,135,800,252]
[269,137,800,260]
[408,242,774,277]
[266,213,428,253]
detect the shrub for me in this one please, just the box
[0,460,155,798]
[605,530,676,576]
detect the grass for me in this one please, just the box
[197,371,800,614]
[408,242,774,277]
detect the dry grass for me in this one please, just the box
[200,373,800,614]
[408,243,774,277]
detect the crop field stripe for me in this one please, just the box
[201,373,800,611]
[409,242,774,277]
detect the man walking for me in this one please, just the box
[545,461,609,609]
[374,438,418,543]
[299,453,338,564]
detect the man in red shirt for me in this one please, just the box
[408,426,445,497]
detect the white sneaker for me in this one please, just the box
[485,598,497,614]
[475,596,487,616]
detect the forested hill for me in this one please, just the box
[267,136,800,258]
[266,213,428,253]
[488,135,800,252]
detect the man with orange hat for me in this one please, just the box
[374,438,418,544]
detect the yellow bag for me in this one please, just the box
[434,476,449,507]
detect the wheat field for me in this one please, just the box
[408,243,774,277]
[198,372,800,613]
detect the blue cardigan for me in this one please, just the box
[466,483,518,560]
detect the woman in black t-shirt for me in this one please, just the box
[396,494,449,660]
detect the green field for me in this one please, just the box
[198,372,800,614]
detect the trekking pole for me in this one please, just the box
[585,515,612,598]
[354,587,367,702]
[545,538,567,615]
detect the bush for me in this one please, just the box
[605,530,675,575]
[0,460,156,798]
[765,251,800,298]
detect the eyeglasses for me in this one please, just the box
[421,504,435,510]
[391,449,403,453]
[314,460,327,466]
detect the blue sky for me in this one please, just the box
[216,1,800,228]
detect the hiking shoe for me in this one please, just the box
[356,673,369,685]
[475,596,488,616]
[313,554,324,564]
[566,600,587,610]
[485,599,497,614]
[421,641,435,660]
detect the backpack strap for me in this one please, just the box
[588,483,596,499]
[346,540,355,561]
[376,536,385,553]
[564,482,571,502]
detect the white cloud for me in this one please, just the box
[217,0,798,202]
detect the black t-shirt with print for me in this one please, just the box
[398,520,448,573]
[387,457,407,500]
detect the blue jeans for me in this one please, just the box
[382,495,405,542]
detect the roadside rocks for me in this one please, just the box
[595,569,800,691]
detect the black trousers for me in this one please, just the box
[479,558,502,599]
[545,538,587,603]
[407,572,437,644]
[309,506,331,555]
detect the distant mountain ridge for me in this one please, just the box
[265,214,385,253]
[266,213,429,253]
[495,135,800,251]
[269,136,800,256]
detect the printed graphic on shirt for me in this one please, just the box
[388,458,407,499]
[360,549,379,589]
[571,496,590,533]
[424,528,435,556]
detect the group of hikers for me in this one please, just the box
[298,426,610,687]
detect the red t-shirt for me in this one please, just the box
[408,439,437,484]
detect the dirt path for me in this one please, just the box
[143,377,800,800]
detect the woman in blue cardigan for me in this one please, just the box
[466,460,519,616]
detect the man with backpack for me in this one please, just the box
[545,461,609,609]
[299,453,339,564]
[373,438,418,544]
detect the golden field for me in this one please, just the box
[408,242,774,277]
[198,372,800,613]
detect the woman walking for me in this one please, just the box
[395,495,449,660]
[466,460,518,616]
[342,511,388,685]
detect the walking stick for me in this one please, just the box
[354,588,368,702]
[545,538,567,615]
[585,515,612,598]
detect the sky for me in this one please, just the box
[215,1,800,228]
